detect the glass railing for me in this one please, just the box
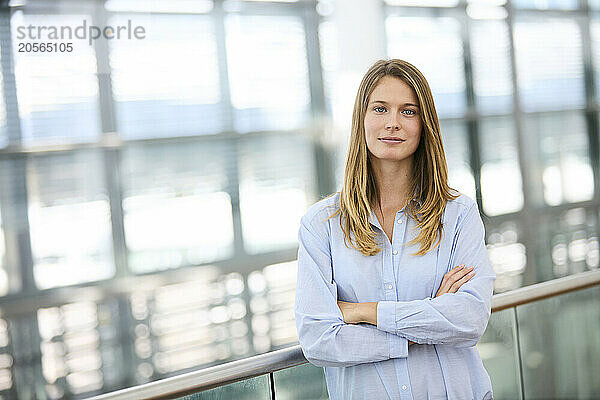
[89,269,600,400]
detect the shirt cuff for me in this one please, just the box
[377,301,397,334]
[387,332,408,358]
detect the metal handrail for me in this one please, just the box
[88,269,600,400]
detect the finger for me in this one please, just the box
[445,267,473,293]
[437,265,468,297]
[445,264,466,280]
[440,265,464,287]
[443,267,470,290]
[449,269,475,292]
[454,266,473,280]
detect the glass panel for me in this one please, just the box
[333,139,348,194]
[592,0,600,10]
[590,19,600,103]
[535,208,599,283]
[121,141,234,273]
[511,0,578,9]
[470,19,513,115]
[134,268,253,377]
[273,362,329,400]
[486,221,527,292]
[386,16,466,118]
[479,116,523,216]
[0,318,12,395]
[225,14,310,133]
[440,120,476,200]
[478,308,521,400]
[239,134,316,254]
[516,286,600,399]
[263,261,297,347]
[0,203,5,295]
[27,150,115,289]
[319,20,338,118]
[0,40,7,149]
[513,19,584,112]
[38,299,125,397]
[11,13,102,145]
[109,13,222,139]
[177,374,270,400]
[521,112,593,207]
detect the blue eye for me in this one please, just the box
[403,109,416,116]
[373,106,386,113]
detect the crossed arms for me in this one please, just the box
[294,203,496,368]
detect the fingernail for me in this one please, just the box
[469,272,474,276]
[468,266,474,270]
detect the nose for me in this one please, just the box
[386,123,400,131]
[385,114,401,131]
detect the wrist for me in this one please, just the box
[359,302,378,325]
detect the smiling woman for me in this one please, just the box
[295,59,496,400]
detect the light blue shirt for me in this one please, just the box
[294,191,496,400]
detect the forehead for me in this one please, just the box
[369,75,418,103]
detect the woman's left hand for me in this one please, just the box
[337,300,362,324]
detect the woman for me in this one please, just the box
[294,59,496,400]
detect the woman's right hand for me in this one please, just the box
[435,264,475,298]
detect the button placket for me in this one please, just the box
[392,211,408,300]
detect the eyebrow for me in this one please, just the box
[369,100,420,108]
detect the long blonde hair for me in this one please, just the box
[327,59,459,257]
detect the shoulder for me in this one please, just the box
[301,192,340,228]
[443,190,480,225]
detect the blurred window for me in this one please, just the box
[522,112,593,207]
[11,13,102,146]
[121,141,234,273]
[27,150,114,289]
[470,19,513,115]
[479,116,524,216]
[108,13,223,139]
[514,18,584,112]
[239,133,316,254]
[386,15,466,118]
[225,14,311,133]
[440,120,476,201]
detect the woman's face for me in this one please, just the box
[364,75,422,164]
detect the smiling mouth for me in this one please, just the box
[378,137,405,143]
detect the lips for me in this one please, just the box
[378,137,405,142]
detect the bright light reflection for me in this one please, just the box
[240,187,307,254]
[481,161,524,215]
[29,201,114,289]
[543,158,594,206]
[124,192,233,271]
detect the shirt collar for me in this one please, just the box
[368,197,422,229]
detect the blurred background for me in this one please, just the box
[0,0,598,398]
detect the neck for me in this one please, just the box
[369,155,413,210]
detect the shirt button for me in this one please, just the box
[402,385,407,391]
[393,250,398,255]
[396,219,403,224]
[387,284,393,290]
